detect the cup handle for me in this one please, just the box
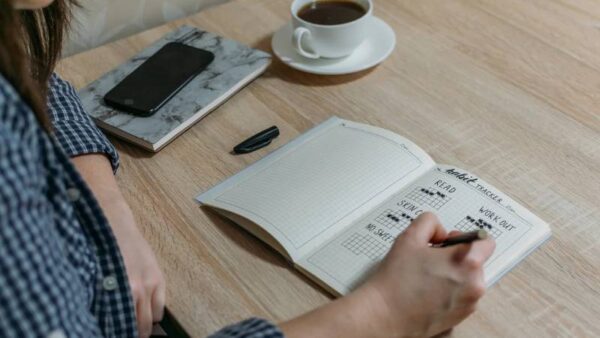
[292,27,320,59]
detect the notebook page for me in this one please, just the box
[197,117,434,261]
[299,165,551,295]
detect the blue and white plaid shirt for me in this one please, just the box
[0,73,283,338]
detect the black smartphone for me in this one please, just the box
[104,42,215,117]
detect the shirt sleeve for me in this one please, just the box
[208,318,285,338]
[0,102,104,337]
[47,73,120,173]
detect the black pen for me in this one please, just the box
[432,229,488,248]
[233,126,280,154]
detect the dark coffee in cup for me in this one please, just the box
[298,1,367,25]
[291,0,373,58]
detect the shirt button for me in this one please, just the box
[102,275,118,291]
[66,187,81,202]
[47,329,66,338]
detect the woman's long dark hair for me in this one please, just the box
[0,0,75,130]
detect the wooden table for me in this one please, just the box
[57,0,600,336]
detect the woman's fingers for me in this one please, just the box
[441,236,495,267]
[136,292,153,338]
[401,212,448,245]
[131,275,165,337]
[462,238,496,268]
[449,242,473,263]
[447,230,462,237]
[151,278,166,323]
[439,238,495,307]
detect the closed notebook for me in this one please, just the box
[78,25,271,152]
[196,117,551,296]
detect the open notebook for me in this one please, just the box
[196,117,551,295]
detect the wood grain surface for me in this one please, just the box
[57,0,600,336]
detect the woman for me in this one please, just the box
[0,0,495,337]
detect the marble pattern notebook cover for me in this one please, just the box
[78,25,272,151]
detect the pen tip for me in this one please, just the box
[477,229,488,240]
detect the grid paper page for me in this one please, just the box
[302,166,539,294]
[213,123,425,251]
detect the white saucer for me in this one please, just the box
[271,16,396,75]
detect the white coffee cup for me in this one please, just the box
[291,0,373,59]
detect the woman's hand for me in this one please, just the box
[108,204,166,338]
[72,154,166,338]
[281,212,495,338]
[361,212,495,337]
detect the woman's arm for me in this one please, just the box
[47,73,165,337]
[72,154,166,337]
